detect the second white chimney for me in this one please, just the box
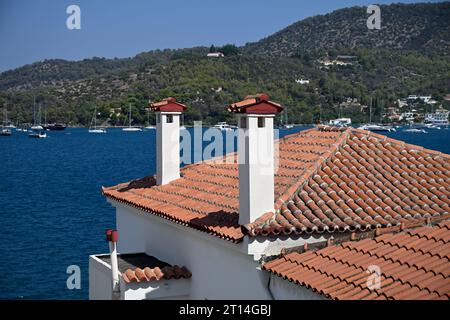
[226,94,283,225]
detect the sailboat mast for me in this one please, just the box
[285,106,288,125]
[38,103,41,125]
[129,103,132,128]
[369,97,372,124]
[33,96,36,126]
[2,104,6,127]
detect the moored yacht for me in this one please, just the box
[358,124,396,132]
[0,128,12,136]
[28,129,47,138]
[213,122,235,131]
[329,118,352,127]
[403,128,427,133]
[43,123,67,131]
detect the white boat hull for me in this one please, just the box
[89,129,107,134]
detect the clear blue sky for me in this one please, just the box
[0,0,438,72]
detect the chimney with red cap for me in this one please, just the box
[148,98,187,185]
[226,94,283,225]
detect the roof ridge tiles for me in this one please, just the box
[272,128,351,212]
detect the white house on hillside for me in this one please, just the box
[89,95,450,300]
[207,52,225,58]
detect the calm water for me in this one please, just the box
[0,125,449,299]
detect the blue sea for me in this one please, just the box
[0,125,449,299]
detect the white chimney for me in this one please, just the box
[226,94,283,225]
[149,98,187,185]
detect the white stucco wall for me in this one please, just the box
[124,279,190,300]
[113,200,273,300]
[89,198,331,300]
[89,255,113,300]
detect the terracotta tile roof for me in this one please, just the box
[262,219,450,300]
[102,126,450,242]
[226,93,283,114]
[246,126,450,237]
[97,253,192,284]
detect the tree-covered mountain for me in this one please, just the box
[244,2,450,56]
[0,2,449,126]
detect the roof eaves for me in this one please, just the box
[102,187,244,243]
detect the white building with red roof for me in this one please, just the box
[89,94,450,300]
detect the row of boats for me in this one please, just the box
[2,121,447,137]
[329,118,446,134]
[357,123,444,133]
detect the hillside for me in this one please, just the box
[0,2,449,126]
[244,2,450,57]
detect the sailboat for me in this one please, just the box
[358,98,395,132]
[143,108,155,130]
[122,104,142,132]
[282,106,293,128]
[1,106,12,136]
[31,99,44,131]
[29,102,47,138]
[89,106,106,133]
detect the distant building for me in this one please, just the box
[207,52,224,58]
[295,79,310,85]
[397,99,408,108]
[424,109,449,124]
[406,95,435,104]
[400,112,419,122]
[318,55,356,66]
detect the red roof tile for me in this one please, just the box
[122,265,192,284]
[97,253,192,284]
[262,220,450,300]
[103,126,450,242]
[148,97,187,112]
[225,93,283,114]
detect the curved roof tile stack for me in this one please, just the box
[122,265,192,284]
[103,126,450,242]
